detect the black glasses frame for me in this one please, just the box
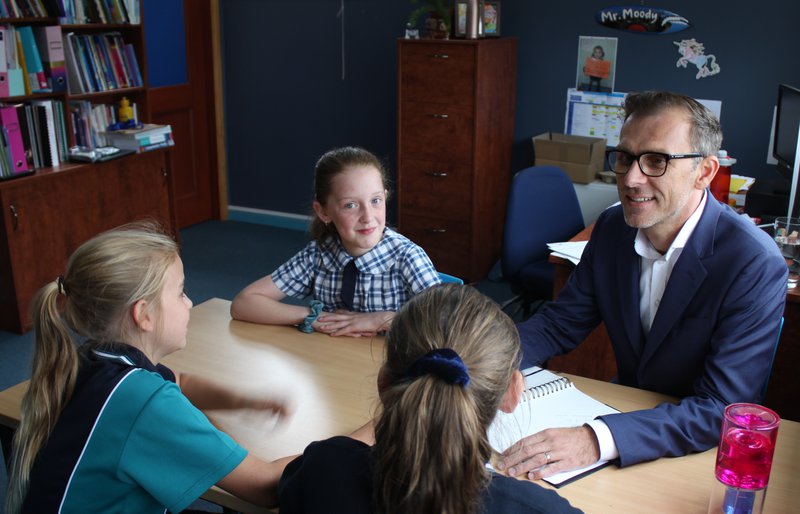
[605,149,704,177]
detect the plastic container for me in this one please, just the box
[711,150,736,205]
[707,403,780,514]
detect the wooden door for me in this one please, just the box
[149,0,218,228]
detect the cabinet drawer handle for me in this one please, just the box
[431,53,449,59]
[10,204,18,230]
[425,172,448,177]
[429,113,449,119]
[426,228,447,233]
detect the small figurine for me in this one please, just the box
[118,97,134,122]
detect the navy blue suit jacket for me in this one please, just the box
[518,197,787,466]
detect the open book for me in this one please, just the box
[487,366,619,487]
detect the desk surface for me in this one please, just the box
[1,298,798,513]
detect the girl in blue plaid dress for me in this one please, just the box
[231,147,441,337]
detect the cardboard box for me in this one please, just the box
[532,133,606,184]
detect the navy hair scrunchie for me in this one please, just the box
[405,348,470,387]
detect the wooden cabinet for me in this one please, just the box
[397,38,517,282]
[0,150,174,333]
[0,3,177,334]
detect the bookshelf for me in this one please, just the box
[0,1,176,333]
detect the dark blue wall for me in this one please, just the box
[143,0,187,87]
[215,1,800,216]
[221,0,408,216]
[503,1,800,184]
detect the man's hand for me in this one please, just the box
[496,425,600,480]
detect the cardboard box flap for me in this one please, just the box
[532,132,606,165]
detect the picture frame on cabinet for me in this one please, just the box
[483,1,501,37]
[454,2,468,37]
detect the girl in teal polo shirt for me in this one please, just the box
[6,222,292,514]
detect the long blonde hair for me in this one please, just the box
[373,284,521,514]
[5,221,178,514]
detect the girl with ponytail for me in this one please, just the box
[278,284,582,513]
[6,222,293,514]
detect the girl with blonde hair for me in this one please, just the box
[6,222,292,514]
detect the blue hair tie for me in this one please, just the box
[406,348,470,387]
[297,300,324,333]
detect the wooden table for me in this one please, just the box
[548,224,800,422]
[1,298,798,513]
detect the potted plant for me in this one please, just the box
[408,0,451,39]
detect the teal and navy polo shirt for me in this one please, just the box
[22,343,247,514]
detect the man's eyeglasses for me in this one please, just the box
[605,150,704,177]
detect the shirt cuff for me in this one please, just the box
[586,419,620,462]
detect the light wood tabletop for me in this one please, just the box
[1,298,797,513]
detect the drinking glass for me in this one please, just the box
[707,403,780,514]
[773,216,800,287]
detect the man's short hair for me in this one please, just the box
[623,90,723,157]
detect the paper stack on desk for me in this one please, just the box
[547,241,588,265]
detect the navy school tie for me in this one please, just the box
[341,260,358,310]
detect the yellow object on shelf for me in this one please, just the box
[728,174,756,208]
[118,97,134,122]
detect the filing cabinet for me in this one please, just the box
[397,38,517,282]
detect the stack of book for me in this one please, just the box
[0,24,67,98]
[60,0,141,24]
[104,123,174,153]
[64,31,142,94]
[0,1,65,19]
[0,99,69,179]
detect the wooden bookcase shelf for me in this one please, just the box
[0,1,176,333]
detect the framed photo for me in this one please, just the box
[483,1,501,37]
[454,2,468,37]
[575,36,618,93]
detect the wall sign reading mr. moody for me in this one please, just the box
[596,6,690,34]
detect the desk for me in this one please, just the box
[548,225,800,422]
[0,298,384,514]
[1,298,798,513]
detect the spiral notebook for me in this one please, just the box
[487,366,619,487]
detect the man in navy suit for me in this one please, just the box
[498,90,787,480]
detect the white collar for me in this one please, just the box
[635,189,708,259]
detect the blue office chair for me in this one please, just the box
[500,166,585,319]
[761,316,784,400]
[438,272,464,285]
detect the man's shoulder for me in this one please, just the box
[711,204,781,260]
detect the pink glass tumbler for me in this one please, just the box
[708,403,780,514]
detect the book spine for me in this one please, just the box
[0,27,8,98]
[34,26,67,93]
[18,26,49,93]
[121,41,140,87]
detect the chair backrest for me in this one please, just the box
[501,166,585,283]
[761,316,784,400]
[438,272,464,285]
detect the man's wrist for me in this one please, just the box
[586,419,620,462]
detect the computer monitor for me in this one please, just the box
[773,83,800,218]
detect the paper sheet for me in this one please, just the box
[547,241,588,265]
